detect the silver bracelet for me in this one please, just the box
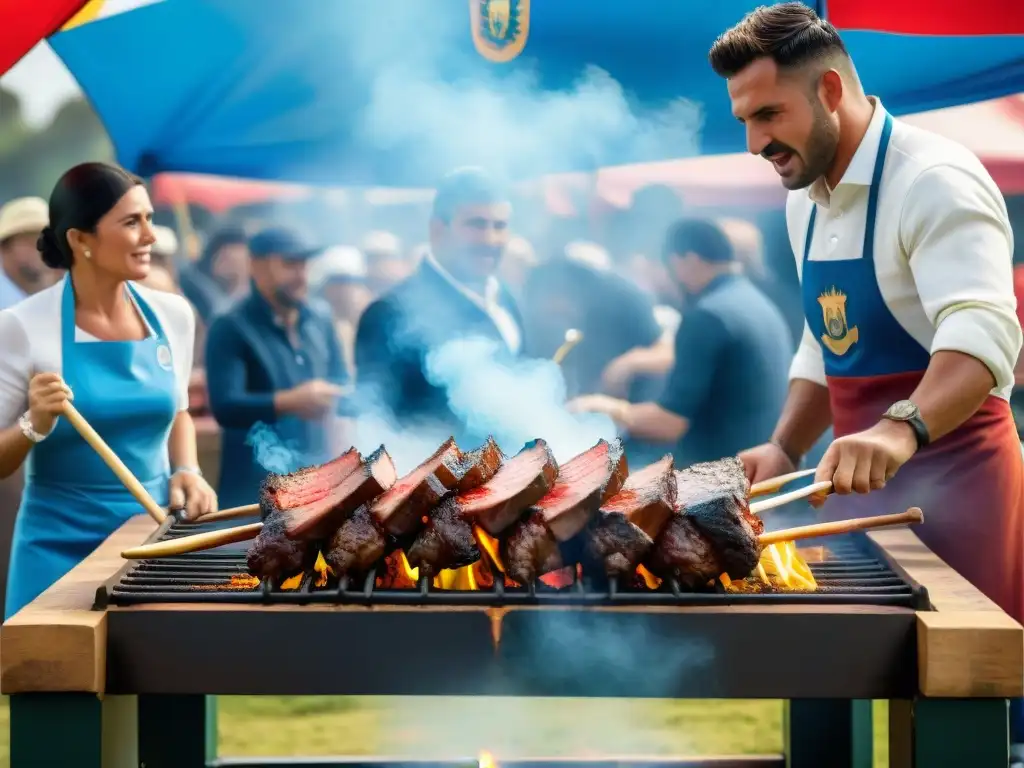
[18,412,49,444]
[172,465,203,478]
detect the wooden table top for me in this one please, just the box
[1,515,1021,698]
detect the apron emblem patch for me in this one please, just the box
[818,287,859,356]
[470,0,530,63]
[156,344,173,370]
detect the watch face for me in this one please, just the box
[887,400,917,420]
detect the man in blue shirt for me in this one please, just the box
[205,226,350,507]
[569,217,793,465]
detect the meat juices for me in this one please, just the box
[324,437,504,578]
[406,439,558,577]
[587,455,676,577]
[501,438,628,585]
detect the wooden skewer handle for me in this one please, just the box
[758,507,924,547]
[195,503,261,523]
[749,480,832,515]
[749,468,817,498]
[62,401,167,524]
[121,522,264,559]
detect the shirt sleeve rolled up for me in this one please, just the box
[900,164,1021,394]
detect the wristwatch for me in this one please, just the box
[882,400,930,449]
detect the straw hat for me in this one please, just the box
[0,197,48,242]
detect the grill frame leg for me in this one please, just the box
[909,697,1009,767]
[138,693,217,768]
[784,698,873,768]
[10,692,137,768]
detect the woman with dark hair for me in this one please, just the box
[0,162,217,618]
[179,226,250,323]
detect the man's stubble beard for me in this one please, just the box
[786,102,841,191]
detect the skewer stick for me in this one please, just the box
[194,503,261,523]
[62,401,167,524]
[749,480,832,515]
[749,468,816,498]
[758,507,923,547]
[121,522,264,559]
[552,328,583,365]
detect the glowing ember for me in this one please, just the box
[279,572,303,590]
[194,573,260,591]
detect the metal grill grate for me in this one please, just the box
[96,518,930,609]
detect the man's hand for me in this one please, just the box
[566,394,629,423]
[601,354,639,398]
[813,419,919,504]
[738,441,796,484]
[279,380,349,421]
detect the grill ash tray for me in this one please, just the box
[96,518,930,610]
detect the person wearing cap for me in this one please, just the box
[569,218,792,465]
[179,226,251,324]
[205,226,351,507]
[0,163,216,618]
[354,167,524,438]
[0,196,59,309]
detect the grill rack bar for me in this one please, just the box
[96,517,930,610]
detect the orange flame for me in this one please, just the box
[722,540,818,592]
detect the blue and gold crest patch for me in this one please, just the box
[470,0,530,63]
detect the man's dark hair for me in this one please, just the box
[708,2,848,79]
[664,218,734,264]
[431,167,508,223]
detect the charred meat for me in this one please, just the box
[259,447,361,512]
[501,438,628,585]
[588,455,676,577]
[246,512,319,579]
[406,439,558,575]
[645,458,763,582]
[325,437,504,578]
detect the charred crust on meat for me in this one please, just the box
[644,514,722,589]
[462,439,559,535]
[406,495,480,577]
[246,513,318,580]
[324,504,387,577]
[456,436,505,492]
[500,511,564,584]
[258,447,361,517]
[370,438,464,538]
[587,512,653,577]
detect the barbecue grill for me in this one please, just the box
[99,516,930,609]
[2,515,1021,768]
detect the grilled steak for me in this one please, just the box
[455,436,504,493]
[259,447,361,512]
[405,496,481,577]
[645,458,762,584]
[459,439,559,534]
[324,437,504,577]
[588,455,676,576]
[644,514,722,589]
[263,446,397,540]
[501,439,628,584]
[405,439,559,575]
[246,513,319,579]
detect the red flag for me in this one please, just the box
[0,0,90,76]
[829,0,1024,36]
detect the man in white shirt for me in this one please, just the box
[0,197,56,309]
[710,5,1023,759]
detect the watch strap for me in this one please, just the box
[905,414,930,449]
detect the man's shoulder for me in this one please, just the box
[889,118,999,195]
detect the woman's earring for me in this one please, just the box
[84,249,91,259]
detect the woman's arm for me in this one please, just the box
[0,312,33,479]
[167,410,199,471]
[0,427,33,480]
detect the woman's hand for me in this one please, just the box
[27,372,72,435]
[168,470,218,520]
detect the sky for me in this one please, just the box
[1,43,83,127]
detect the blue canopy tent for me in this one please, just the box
[45,0,1024,186]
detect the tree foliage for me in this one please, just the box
[0,86,113,202]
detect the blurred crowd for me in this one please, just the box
[1,176,1022,486]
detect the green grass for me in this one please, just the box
[0,697,892,765]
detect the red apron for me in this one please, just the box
[801,111,1024,623]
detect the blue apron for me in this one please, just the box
[5,277,177,619]
[802,111,1024,740]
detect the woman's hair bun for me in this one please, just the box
[37,226,70,270]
